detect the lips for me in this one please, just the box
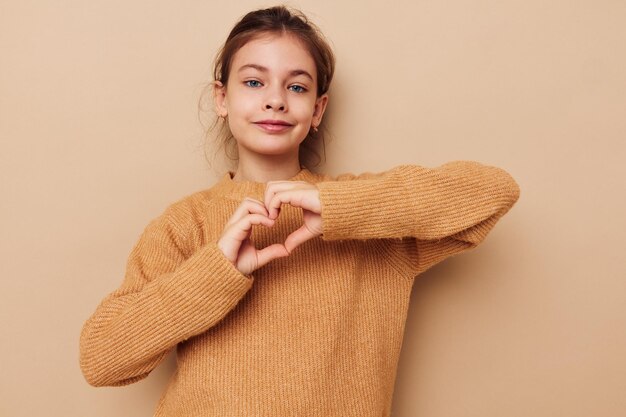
[254,119,294,133]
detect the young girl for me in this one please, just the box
[80,6,519,416]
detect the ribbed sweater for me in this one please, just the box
[79,162,520,417]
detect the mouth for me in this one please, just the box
[254,119,294,133]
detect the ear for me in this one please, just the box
[213,81,228,117]
[311,93,329,128]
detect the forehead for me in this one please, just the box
[231,34,317,79]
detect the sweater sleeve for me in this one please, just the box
[79,207,253,387]
[316,161,520,274]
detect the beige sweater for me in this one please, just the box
[79,162,520,417]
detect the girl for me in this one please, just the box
[80,6,519,417]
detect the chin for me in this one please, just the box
[242,141,301,157]
[254,147,299,157]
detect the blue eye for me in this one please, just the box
[288,85,306,93]
[244,80,262,88]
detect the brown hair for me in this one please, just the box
[199,5,335,169]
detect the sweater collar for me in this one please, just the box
[213,168,322,200]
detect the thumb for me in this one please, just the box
[284,224,318,253]
[255,243,290,269]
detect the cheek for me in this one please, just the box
[226,89,257,113]
[292,97,317,120]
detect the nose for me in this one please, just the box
[264,85,287,112]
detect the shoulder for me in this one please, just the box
[139,179,230,255]
[163,188,218,222]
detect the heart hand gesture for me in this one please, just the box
[217,181,322,275]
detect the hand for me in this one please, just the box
[264,181,322,253]
[217,198,290,275]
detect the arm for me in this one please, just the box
[316,161,520,273]
[79,209,253,387]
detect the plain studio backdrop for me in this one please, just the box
[1,1,625,416]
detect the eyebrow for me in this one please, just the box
[237,64,314,82]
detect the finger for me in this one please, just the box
[267,189,321,219]
[224,214,275,243]
[218,214,273,261]
[255,243,290,269]
[267,191,299,220]
[284,224,318,253]
[235,239,258,275]
[226,198,269,226]
[264,181,308,216]
[234,239,259,274]
[264,180,301,198]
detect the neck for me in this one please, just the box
[232,150,302,183]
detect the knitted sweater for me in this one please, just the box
[79,162,520,417]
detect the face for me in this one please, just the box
[214,34,328,162]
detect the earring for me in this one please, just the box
[312,125,319,133]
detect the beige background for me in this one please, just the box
[1,0,625,416]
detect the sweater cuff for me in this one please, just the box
[158,241,253,340]
[317,175,414,241]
